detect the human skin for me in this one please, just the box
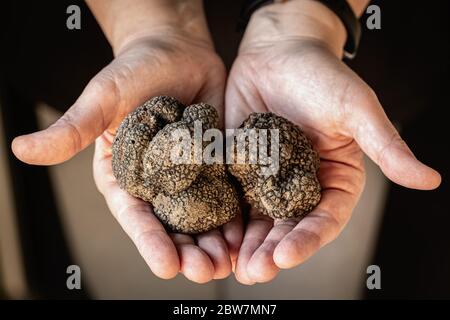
[11,0,442,286]
[11,0,241,283]
[225,0,441,284]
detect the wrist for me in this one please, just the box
[241,0,348,58]
[87,0,213,55]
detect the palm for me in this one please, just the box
[91,36,245,282]
[225,39,439,284]
[227,41,366,203]
[94,133,240,283]
[14,34,242,283]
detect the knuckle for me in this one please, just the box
[377,131,404,169]
[54,114,82,155]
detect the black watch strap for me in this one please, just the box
[238,0,361,59]
[237,0,273,31]
[315,0,361,59]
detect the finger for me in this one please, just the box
[93,134,180,279]
[273,189,352,269]
[12,67,122,165]
[347,87,441,190]
[235,210,273,285]
[222,213,244,272]
[247,218,300,283]
[196,229,232,279]
[171,234,215,284]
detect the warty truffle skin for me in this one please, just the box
[112,96,239,234]
[228,112,322,220]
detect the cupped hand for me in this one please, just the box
[225,3,441,284]
[12,29,242,283]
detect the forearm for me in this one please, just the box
[242,0,370,58]
[347,0,371,17]
[85,0,211,53]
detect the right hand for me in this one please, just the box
[12,14,242,283]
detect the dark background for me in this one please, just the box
[0,0,449,299]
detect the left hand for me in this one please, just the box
[225,0,441,284]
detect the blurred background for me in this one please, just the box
[0,0,448,299]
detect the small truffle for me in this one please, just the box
[112,96,239,234]
[228,113,321,219]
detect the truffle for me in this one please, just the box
[228,113,321,219]
[112,96,239,234]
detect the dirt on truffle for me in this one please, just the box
[228,112,321,219]
[112,96,239,234]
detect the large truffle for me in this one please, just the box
[112,96,239,234]
[228,113,321,219]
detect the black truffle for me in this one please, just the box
[112,96,239,234]
[228,112,321,219]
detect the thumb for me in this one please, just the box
[348,87,441,190]
[12,72,119,165]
